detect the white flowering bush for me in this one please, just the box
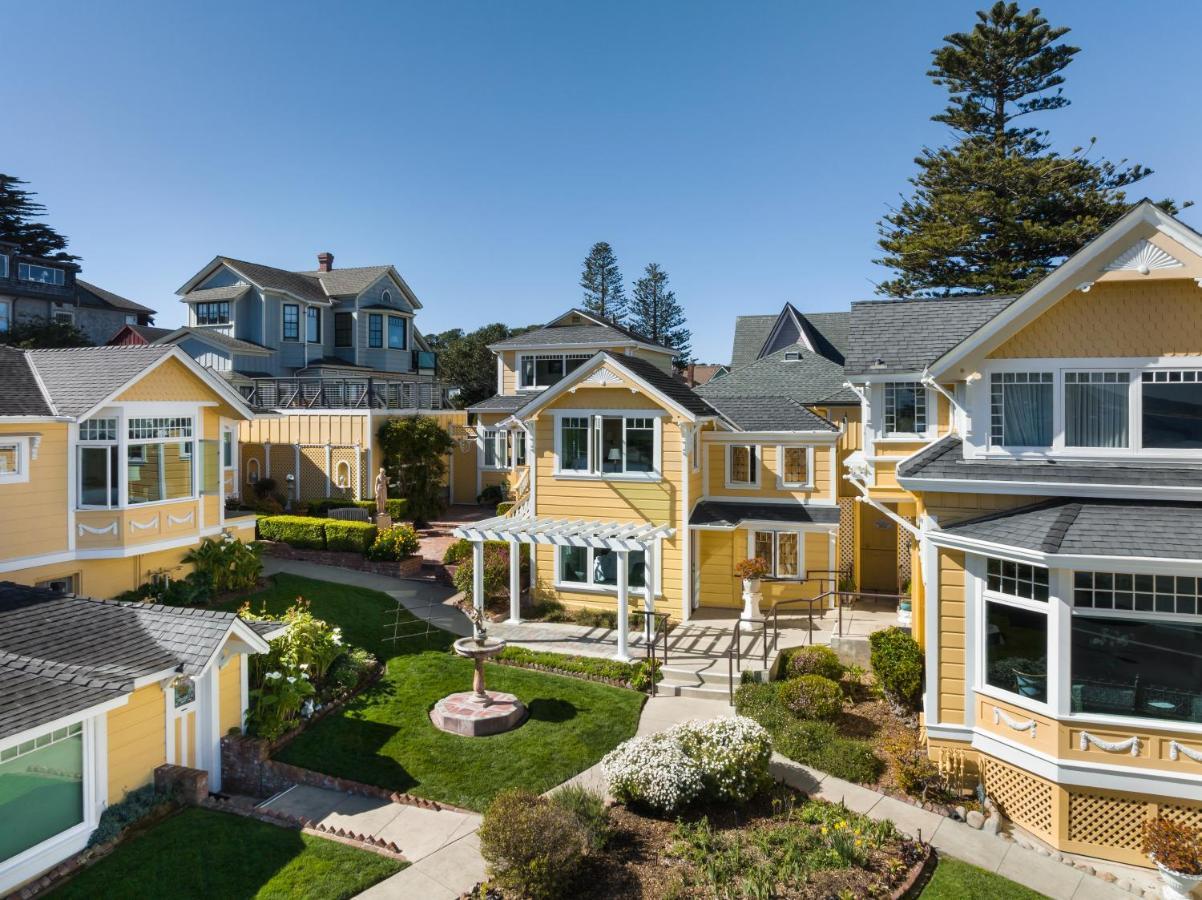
[671,716,773,803]
[601,731,704,814]
[601,716,773,813]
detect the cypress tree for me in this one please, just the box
[0,174,78,260]
[628,263,692,368]
[580,241,627,321]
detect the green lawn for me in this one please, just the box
[50,808,402,900]
[920,855,1045,899]
[224,574,645,811]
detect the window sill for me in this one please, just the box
[777,482,815,492]
[876,435,931,444]
[554,580,659,599]
[554,472,662,483]
[78,496,199,512]
[723,482,761,490]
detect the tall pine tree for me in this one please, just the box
[875,2,1179,297]
[0,174,78,260]
[580,241,627,321]
[628,263,692,368]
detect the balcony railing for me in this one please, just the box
[240,377,450,410]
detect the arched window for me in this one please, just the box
[381,290,392,305]
[334,460,352,490]
[246,457,260,484]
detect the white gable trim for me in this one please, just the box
[511,352,701,422]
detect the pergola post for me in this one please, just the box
[642,540,656,643]
[615,549,631,662]
[472,540,485,617]
[507,537,522,624]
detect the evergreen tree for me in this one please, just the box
[628,263,692,368]
[0,174,78,260]
[579,241,627,321]
[875,2,1180,297]
[428,322,539,407]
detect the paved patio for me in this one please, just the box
[415,504,493,564]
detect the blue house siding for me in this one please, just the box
[198,266,243,290]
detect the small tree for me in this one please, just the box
[1,317,91,349]
[429,323,540,407]
[377,415,453,525]
[580,241,627,321]
[628,263,692,368]
[0,173,78,260]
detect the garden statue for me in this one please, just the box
[374,467,391,530]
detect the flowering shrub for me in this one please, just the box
[786,645,845,682]
[366,524,420,561]
[734,557,770,579]
[602,731,704,814]
[779,674,844,721]
[672,716,772,804]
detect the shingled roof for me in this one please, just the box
[690,500,841,529]
[728,305,849,369]
[0,346,54,416]
[489,309,674,352]
[76,279,155,315]
[704,395,838,432]
[26,346,174,418]
[698,347,858,406]
[299,265,396,298]
[940,498,1202,561]
[845,295,1016,376]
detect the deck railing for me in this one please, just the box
[240,377,450,410]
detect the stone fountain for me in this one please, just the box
[430,607,527,737]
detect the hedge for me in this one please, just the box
[304,497,410,520]
[496,501,514,516]
[258,515,328,550]
[384,498,409,520]
[497,645,656,686]
[324,520,378,553]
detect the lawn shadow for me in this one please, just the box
[526,697,579,723]
[275,714,419,795]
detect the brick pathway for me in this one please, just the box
[416,505,493,564]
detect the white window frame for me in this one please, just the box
[552,410,663,482]
[725,444,759,489]
[52,308,74,325]
[76,407,202,511]
[517,352,592,390]
[513,430,527,467]
[480,428,510,471]
[775,445,814,490]
[976,559,1054,717]
[554,543,658,598]
[0,436,30,485]
[124,313,138,325]
[882,381,928,438]
[747,529,805,580]
[381,289,392,305]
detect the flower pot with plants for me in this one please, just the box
[735,557,770,595]
[1143,817,1202,900]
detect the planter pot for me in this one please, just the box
[896,599,912,627]
[741,578,762,594]
[740,580,764,622]
[1154,860,1202,900]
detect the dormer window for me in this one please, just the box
[195,301,230,325]
[519,353,591,389]
[17,262,65,285]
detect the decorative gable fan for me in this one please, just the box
[1103,239,1184,275]
[581,366,624,386]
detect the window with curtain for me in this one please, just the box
[1065,371,1128,448]
[481,429,508,469]
[883,383,926,435]
[1142,370,1202,449]
[728,445,757,485]
[751,531,801,578]
[0,723,84,864]
[990,372,1053,447]
[780,447,809,486]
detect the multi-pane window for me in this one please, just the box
[986,557,1049,601]
[0,442,20,477]
[1074,571,1198,615]
[368,314,383,348]
[1065,371,1129,448]
[0,254,8,278]
[387,316,407,350]
[1142,370,1202,449]
[17,262,66,285]
[780,446,810,487]
[883,383,927,436]
[559,417,590,472]
[482,429,508,469]
[513,431,527,467]
[282,304,299,341]
[990,372,1053,447]
[599,416,654,474]
[126,417,195,505]
[727,445,757,486]
[53,310,73,324]
[80,418,117,441]
[0,722,85,864]
[558,546,647,591]
[334,312,353,347]
[751,530,802,579]
[194,301,230,325]
[519,353,590,389]
[306,307,321,343]
[0,299,9,333]
[128,418,192,440]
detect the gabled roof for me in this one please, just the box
[0,582,271,739]
[729,305,849,369]
[698,346,858,406]
[156,326,272,356]
[844,294,1017,376]
[299,265,393,297]
[106,323,173,345]
[467,393,529,414]
[489,308,675,353]
[179,258,421,309]
[76,279,155,315]
[939,498,1202,562]
[182,284,251,303]
[0,346,55,417]
[702,396,838,432]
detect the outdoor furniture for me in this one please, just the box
[328,506,370,522]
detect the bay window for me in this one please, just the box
[0,723,84,865]
[368,314,383,348]
[558,546,647,593]
[750,530,802,579]
[556,414,659,477]
[726,444,758,487]
[990,372,1052,447]
[884,382,927,436]
[983,558,1049,703]
[1065,371,1128,448]
[519,353,590,389]
[1142,370,1202,449]
[78,418,119,507]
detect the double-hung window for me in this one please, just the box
[78,417,120,507]
[282,304,299,341]
[519,353,590,389]
[334,312,353,348]
[481,429,509,469]
[513,431,527,467]
[983,557,1050,704]
[726,444,758,487]
[1065,371,1129,448]
[778,446,811,488]
[883,383,927,436]
[367,314,383,348]
[750,530,802,579]
[387,315,407,350]
[127,416,194,504]
[306,307,321,343]
[990,372,1052,447]
[1142,370,1202,449]
[556,414,659,477]
[558,546,648,594]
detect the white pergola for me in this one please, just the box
[452,515,674,661]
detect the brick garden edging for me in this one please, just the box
[490,657,635,689]
[262,542,423,578]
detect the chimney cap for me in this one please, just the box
[316,252,334,272]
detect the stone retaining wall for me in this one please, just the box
[262,542,423,578]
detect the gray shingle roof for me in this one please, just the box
[27,346,174,418]
[158,327,271,355]
[467,393,529,413]
[0,582,265,739]
[76,279,155,315]
[728,306,849,369]
[183,284,251,303]
[941,498,1202,561]
[698,347,858,406]
[299,265,394,297]
[490,309,674,352]
[704,396,837,432]
[220,257,329,305]
[0,346,54,416]
[605,353,718,417]
[729,315,776,369]
[845,295,1016,376]
[690,500,841,528]
[899,435,1202,491]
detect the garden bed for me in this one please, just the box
[261,541,423,578]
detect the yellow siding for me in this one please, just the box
[937,548,966,724]
[696,528,830,609]
[629,347,675,373]
[989,280,1202,359]
[75,500,203,551]
[919,491,1044,527]
[115,356,238,417]
[239,413,369,447]
[107,682,166,800]
[704,441,836,504]
[6,545,194,600]
[0,423,69,562]
[219,655,243,734]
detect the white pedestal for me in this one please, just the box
[740,589,764,622]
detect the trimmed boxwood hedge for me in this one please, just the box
[305,497,410,520]
[258,515,327,550]
[325,520,378,553]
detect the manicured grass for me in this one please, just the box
[920,855,1045,899]
[50,808,402,900]
[225,574,645,811]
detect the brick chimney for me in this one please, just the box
[316,252,334,272]
[686,363,696,386]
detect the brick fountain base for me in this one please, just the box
[430,691,527,737]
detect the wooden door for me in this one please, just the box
[860,505,898,593]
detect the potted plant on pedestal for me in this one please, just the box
[1143,817,1202,900]
[735,557,770,594]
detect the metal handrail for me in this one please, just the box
[725,618,775,705]
[631,609,669,696]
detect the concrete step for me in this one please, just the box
[655,678,735,702]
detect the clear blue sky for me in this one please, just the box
[7,1,1201,362]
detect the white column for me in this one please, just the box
[615,549,631,661]
[472,540,485,617]
[643,540,656,643]
[507,537,522,624]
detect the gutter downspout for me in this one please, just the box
[920,370,966,432]
[843,471,923,540]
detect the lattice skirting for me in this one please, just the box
[896,516,914,592]
[981,755,1056,841]
[837,498,855,579]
